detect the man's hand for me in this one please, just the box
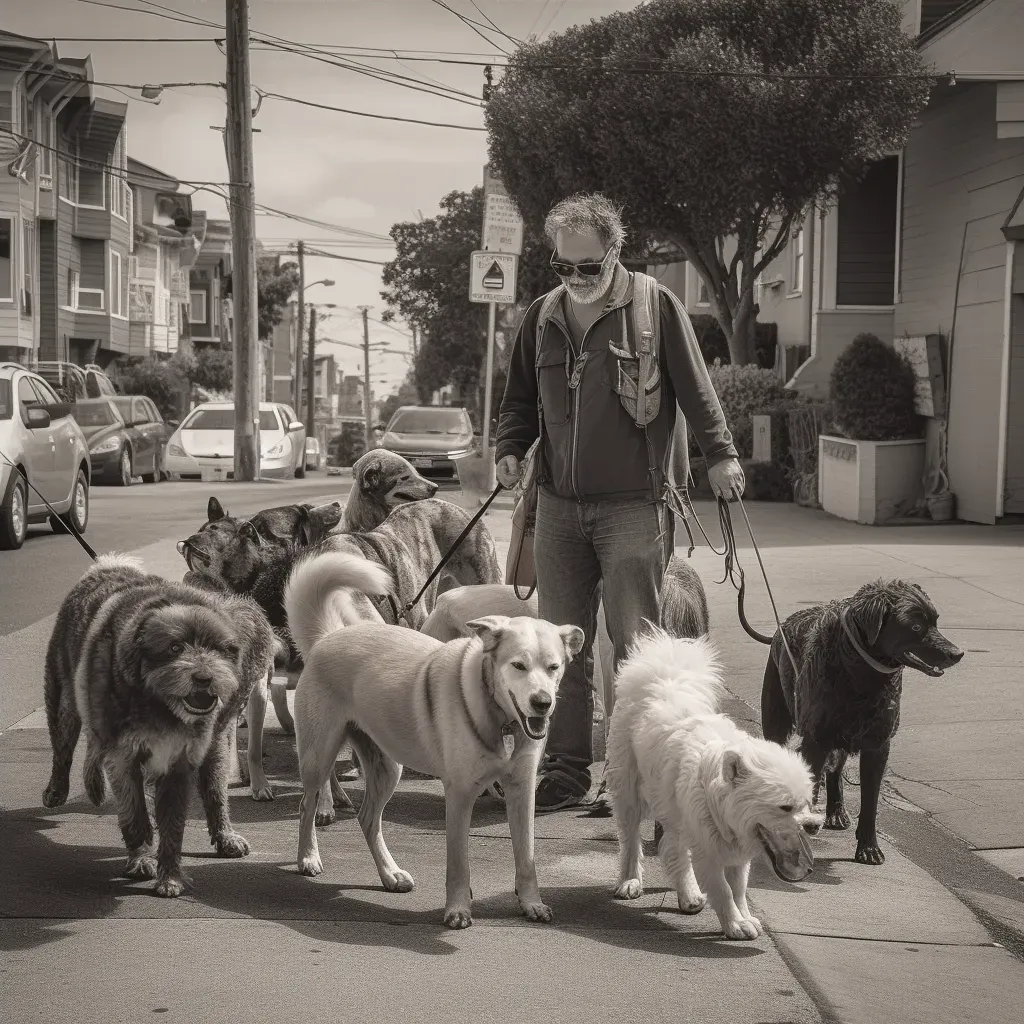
[707,457,745,500]
[496,455,522,490]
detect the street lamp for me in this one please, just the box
[305,301,337,436]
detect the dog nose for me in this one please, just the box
[529,692,552,714]
[949,646,965,663]
[191,670,214,689]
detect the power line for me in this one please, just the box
[255,90,484,131]
[429,0,511,55]
[468,0,523,47]
[537,0,568,40]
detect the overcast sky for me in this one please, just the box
[8,1,639,393]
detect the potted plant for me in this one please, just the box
[819,333,925,524]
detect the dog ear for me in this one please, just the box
[722,750,748,786]
[558,624,586,659]
[466,615,511,651]
[208,496,226,522]
[239,522,262,546]
[360,464,383,496]
[862,604,887,647]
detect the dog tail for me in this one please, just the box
[88,552,145,575]
[284,551,394,659]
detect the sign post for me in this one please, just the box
[476,166,524,488]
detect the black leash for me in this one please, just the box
[396,482,505,623]
[0,447,98,561]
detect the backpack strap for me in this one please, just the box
[629,272,660,429]
[535,285,566,363]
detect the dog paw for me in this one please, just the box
[742,913,764,936]
[678,892,707,915]
[520,900,553,924]
[722,918,761,940]
[154,876,187,898]
[855,842,886,865]
[331,787,354,810]
[250,783,274,802]
[614,878,644,900]
[42,782,69,808]
[382,869,415,893]
[215,831,250,858]
[298,853,324,877]
[443,907,473,930]
[124,855,158,880]
[314,808,336,828]
[824,807,851,830]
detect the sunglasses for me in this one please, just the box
[550,249,611,278]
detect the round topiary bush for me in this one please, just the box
[829,333,923,441]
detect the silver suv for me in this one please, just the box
[0,362,91,550]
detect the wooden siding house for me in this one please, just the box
[188,217,231,350]
[0,32,129,366]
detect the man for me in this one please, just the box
[495,193,744,811]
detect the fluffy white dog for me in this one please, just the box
[606,627,821,940]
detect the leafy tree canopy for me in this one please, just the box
[485,0,932,363]
[224,258,301,341]
[380,187,553,399]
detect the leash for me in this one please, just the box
[0,447,98,561]
[396,481,505,623]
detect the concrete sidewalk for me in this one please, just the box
[3,498,1024,1023]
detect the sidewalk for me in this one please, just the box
[3,497,1024,1023]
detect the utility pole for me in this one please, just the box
[411,324,418,359]
[305,304,317,437]
[294,239,305,414]
[358,305,373,451]
[225,0,259,481]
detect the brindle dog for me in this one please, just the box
[760,579,963,865]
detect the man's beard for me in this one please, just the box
[564,257,617,305]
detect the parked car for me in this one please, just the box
[0,361,91,550]
[164,401,307,480]
[71,396,167,486]
[30,361,118,403]
[376,405,476,480]
[305,436,321,472]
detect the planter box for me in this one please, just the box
[818,435,925,525]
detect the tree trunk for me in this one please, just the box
[727,303,758,365]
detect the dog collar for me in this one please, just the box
[840,609,901,676]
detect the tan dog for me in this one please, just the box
[286,554,584,928]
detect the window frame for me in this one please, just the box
[789,226,805,297]
[0,213,14,303]
[189,288,208,324]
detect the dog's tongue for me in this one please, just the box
[527,716,546,736]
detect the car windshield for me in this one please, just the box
[0,379,11,420]
[183,408,281,431]
[72,402,121,427]
[389,409,468,435]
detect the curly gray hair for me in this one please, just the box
[544,193,626,251]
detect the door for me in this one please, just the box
[30,376,78,506]
[16,376,56,508]
[130,397,158,475]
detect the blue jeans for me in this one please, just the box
[534,487,673,768]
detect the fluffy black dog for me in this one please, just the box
[760,579,963,865]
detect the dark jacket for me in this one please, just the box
[495,266,738,502]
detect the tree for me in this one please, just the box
[485,0,932,364]
[380,187,552,401]
[225,258,301,341]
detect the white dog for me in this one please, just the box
[606,627,820,940]
[284,552,584,929]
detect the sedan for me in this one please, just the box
[164,401,307,480]
[71,398,144,487]
[376,405,476,480]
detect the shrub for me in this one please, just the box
[741,459,793,502]
[787,401,834,507]
[829,333,923,441]
[190,347,234,394]
[688,314,779,369]
[695,361,797,459]
[109,356,191,421]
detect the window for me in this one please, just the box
[110,250,123,317]
[0,88,12,134]
[37,106,53,185]
[110,128,128,219]
[0,216,12,301]
[31,377,61,405]
[18,377,39,423]
[22,218,34,315]
[696,277,709,306]
[143,398,163,424]
[189,288,207,324]
[183,407,281,431]
[58,145,77,203]
[67,269,79,308]
[76,142,106,209]
[790,226,805,295]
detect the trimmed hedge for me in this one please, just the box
[688,314,778,369]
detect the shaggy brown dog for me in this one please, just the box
[42,554,277,896]
[760,579,963,865]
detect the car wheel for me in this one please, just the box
[0,472,28,550]
[295,461,306,479]
[141,457,161,485]
[52,469,89,536]
[116,446,133,487]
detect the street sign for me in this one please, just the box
[470,250,517,305]
[481,164,523,255]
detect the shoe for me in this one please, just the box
[580,772,612,818]
[535,755,592,812]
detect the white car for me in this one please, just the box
[163,401,308,480]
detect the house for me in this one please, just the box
[188,217,231,349]
[126,157,202,356]
[270,298,299,405]
[0,33,130,366]
[655,1,1024,525]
